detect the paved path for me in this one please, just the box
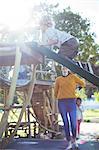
[5,122,99,150]
[80,122,99,140]
[6,138,99,150]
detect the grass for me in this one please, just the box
[83,109,99,122]
[0,108,99,123]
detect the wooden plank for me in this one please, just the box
[0,44,43,66]
[0,47,16,56]
[45,107,52,127]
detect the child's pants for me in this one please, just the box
[58,99,76,141]
[59,38,79,59]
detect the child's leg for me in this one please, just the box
[59,38,79,59]
[76,120,79,137]
[77,119,82,135]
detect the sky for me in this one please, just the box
[0,0,99,43]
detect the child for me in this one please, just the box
[76,97,84,139]
[39,15,79,59]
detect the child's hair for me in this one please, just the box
[39,15,54,27]
[76,97,82,104]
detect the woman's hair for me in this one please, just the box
[61,66,71,72]
[39,15,54,27]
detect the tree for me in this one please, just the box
[94,91,99,102]
[76,88,87,100]
[53,8,99,63]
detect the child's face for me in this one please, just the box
[40,24,48,31]
[76,99,81,106]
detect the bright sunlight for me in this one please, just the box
[0,0,37,30]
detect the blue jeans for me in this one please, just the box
[58,99,76,141]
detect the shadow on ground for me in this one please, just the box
[6,138,99,150]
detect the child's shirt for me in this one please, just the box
[41,27,74,48]
[76,105,84,120]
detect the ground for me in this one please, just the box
[6,138,99,150]
[6,122,99,150]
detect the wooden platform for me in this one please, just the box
[0,44,43,66]
[0,77,53,89]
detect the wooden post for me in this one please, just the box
[34,122,36,138]
[50,86,56,130]
[3,89,6,106]
[27,106,31,138]
[43,91,48,128]
[0,47,22,137]
[5,89,9,105]
[24,91,27,134]
[3,64,37,147]
[51,86,55,114]
[52,84,59,131]
[55,100,59,132]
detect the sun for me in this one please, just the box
[0,0,39,31]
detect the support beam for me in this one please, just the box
[0,47,22,137]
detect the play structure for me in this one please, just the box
[0,42,99,148]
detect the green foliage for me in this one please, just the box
[53,8,99,63]
[84,109,99,122]
[76,88,87,100]
[53,9,90,37]
[94,91,99,102]
[55,64,62,76]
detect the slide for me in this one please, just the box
[27,42,99,87]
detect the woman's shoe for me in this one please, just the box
[73,141,79,149]
[65,141,73,150]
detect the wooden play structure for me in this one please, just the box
[0,42,99,149]
[0,43,60,148]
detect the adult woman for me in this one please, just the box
[54,66,85,150]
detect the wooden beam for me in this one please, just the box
[43,91,48,128]
[27,106,31,137]
[0,47,16,56]
[0,47,22,137]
